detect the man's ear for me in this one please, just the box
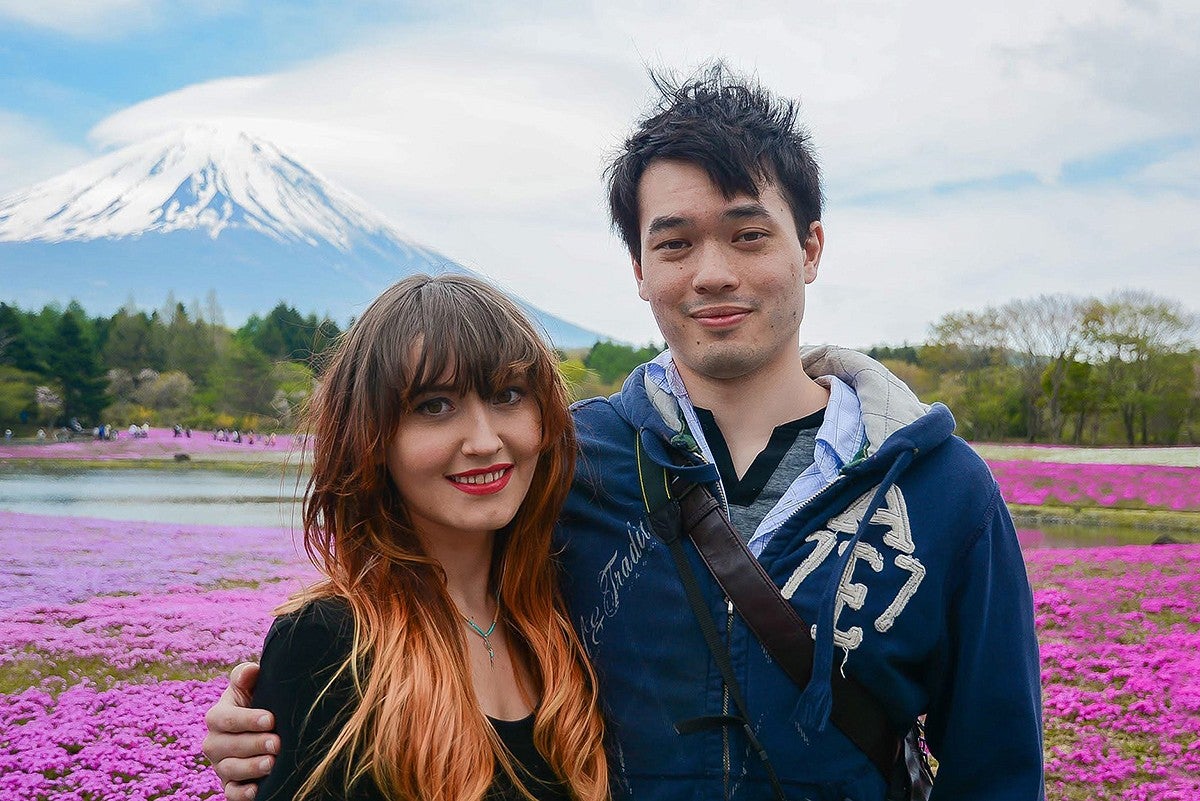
[802,221,824,284]
[633,255,650,301]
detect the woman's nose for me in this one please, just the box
[460,406,504,456]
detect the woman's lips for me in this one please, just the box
[446,465,514,495]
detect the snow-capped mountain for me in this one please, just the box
[0,126,603,347]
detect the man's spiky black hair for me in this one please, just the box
[606,62,823,259]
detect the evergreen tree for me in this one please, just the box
[0,303,40,373]
[46,310,107,424]
[103,307,157,374]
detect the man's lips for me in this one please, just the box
[690,306,752,328]
[447,464,514,495]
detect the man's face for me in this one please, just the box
[632,160,823,383]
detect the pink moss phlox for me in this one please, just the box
[1,586,296,669]
[1027,544,1200,795]
[0,678,224,799]
[988,460,1200,512]
[0,426,302,461]
[0,511,315,609]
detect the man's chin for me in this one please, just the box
[680,348,765,382]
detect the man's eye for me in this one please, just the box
[416,397,453,415]
[657,239,688,251]
[736,231,767,242]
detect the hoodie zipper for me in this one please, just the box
[718,468,847,799]
[723,598,733,799]
[710,479,733,800]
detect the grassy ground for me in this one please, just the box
[1010,504,1200,536]
[972,443,1200,467]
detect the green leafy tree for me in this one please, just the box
[0,365,40,428]
[583,340,662,384]
[205,339,276,418]
[1082,290,1197,445]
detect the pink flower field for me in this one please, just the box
[0,428,301,462]
[1,512,1197,798]
[989,460,1200,512]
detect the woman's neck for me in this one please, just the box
[421,530,497,618]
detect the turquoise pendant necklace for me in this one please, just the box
[463,603,500,667]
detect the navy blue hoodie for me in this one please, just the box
[557,346,1044,801]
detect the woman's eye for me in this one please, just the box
[494,387,525,405]
[416,397,453,416]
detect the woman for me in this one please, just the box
[252,274,609,801]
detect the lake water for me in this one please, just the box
[0,465,305,530]
[0,465,1191,548]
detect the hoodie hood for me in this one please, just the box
[611,344,956,474]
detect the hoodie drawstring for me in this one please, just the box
[795,447,918,734]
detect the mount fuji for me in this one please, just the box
[0,126,604,347]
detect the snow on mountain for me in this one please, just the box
[0,126,403,247]
[0,126,604,347]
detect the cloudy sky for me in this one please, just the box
[1,0,1197,347]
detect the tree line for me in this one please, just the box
[875,289,1199,445]
[0,295,340,434]
[2,289,1196,445]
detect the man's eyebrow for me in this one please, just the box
[646,215,691,236]
[723,202,772,221]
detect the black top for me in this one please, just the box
[252,598,570,801]
[693,405,826,506]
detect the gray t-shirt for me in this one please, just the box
[693,407,824,543]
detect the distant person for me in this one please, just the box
[214,275,608,800]
[4,429,12,441]
[36,428,46,442]
[206,66,1042,801]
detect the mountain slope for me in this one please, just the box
[0,127,603,347]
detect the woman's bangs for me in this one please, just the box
[399,289,544,406]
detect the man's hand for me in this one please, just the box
[203,663,279,801]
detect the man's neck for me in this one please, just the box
[677,347,829,478]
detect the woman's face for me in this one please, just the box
[385,378,543,546]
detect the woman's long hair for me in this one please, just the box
[282,274,608,801]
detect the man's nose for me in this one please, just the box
[691,243,740,294]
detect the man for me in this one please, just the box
[204,66,1044,800]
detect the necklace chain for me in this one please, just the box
[462,601,500,668]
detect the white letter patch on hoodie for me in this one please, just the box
[779,485,926,658]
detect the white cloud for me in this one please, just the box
[26,0,1200,343]
[0,112,90,197]
[0,0,159,38]
[0,0,241,39]
[815,184,1200,348]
